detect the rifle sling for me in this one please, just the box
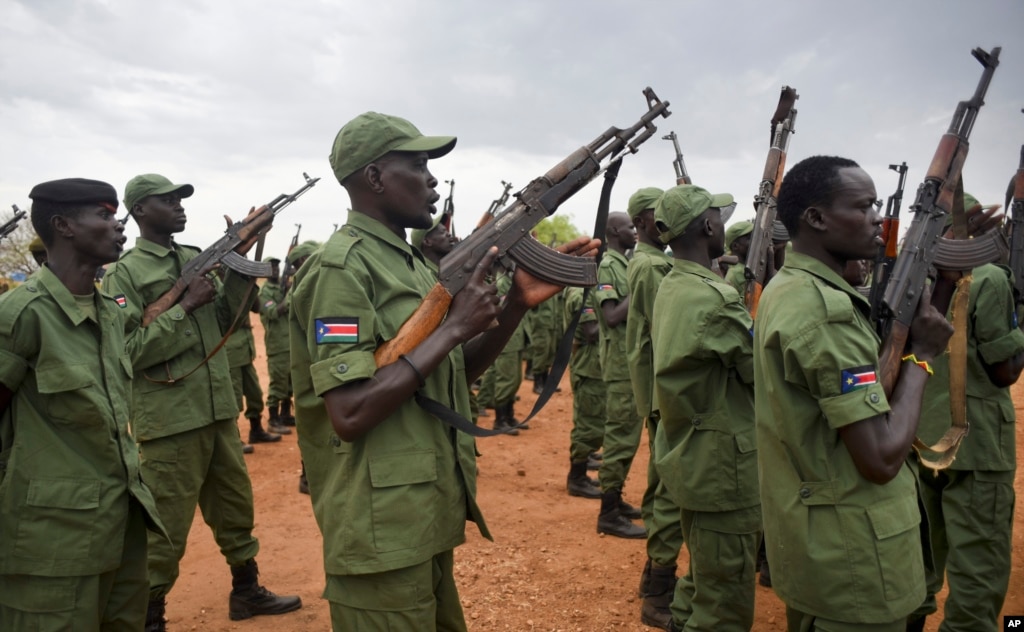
[412,159,622,436]
[912,261,972,473]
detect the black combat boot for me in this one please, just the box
[637,557,652,597]
[905,616,927,632]
[228,559,303,620]
[619,494,642,519]
[298,462,309,495]
[493,402,519,436]
[640,563,678,630]
[566,460,601,498]
[597,489,646,539]
[532,370,546,394]
[280,399,296,426]
[145,596,166,632]
[267,403,291,435]
[248,417,281,444]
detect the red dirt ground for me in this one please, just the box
[165,320,1023,631]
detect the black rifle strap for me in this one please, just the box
[413,159,623,436]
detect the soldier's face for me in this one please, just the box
[137,194,187,235]
[377,151,439,230]
[819,167,881,261]
[67,203,127,265]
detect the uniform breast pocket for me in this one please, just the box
[866,494,923,601]
[15,478,101,561]
[368,450,438,553]
[35,363,103,426]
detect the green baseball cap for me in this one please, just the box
[124,174,194,210]
[329,112,457,184]
[654,185,735,243]
[410,213,446,249]
[725,220,754,249]
[286,240,320,266]
[627,187,665,219]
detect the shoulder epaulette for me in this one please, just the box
[815,283,854,323]
[321,228,361,269]
[0,283,45,335]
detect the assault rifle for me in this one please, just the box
[662,131,691,184]
[441,179,456,238]
[1008,109,1024,307]
[475,180,514,230]
[141,173,319,326]
[375,87,672,365]
[868,162,909,327]
[280,223,302,291]
[878,46,1003,395]
[1,205,27,243]
[744,86,799,317]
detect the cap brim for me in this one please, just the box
[395,135,457,159]
[151,183,194,199]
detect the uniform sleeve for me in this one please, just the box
[0,305,34,392]
[972,267,1024,366]
[101,261,200,371]
[702,297,755,384]
[594,259,623,306]
[257,284,282,322]
[296,259,381,398]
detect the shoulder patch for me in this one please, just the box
[0,284,45,335]
[815,283,855,323]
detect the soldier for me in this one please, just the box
[594,211,646,539]
[623,186,684,629]
[563,285,603,499]
[289,112,596,629]
[650,185,760,631]
[754,155,953,630]
[0,178,166,630]
[410,213,454,272]
[102,173,302,630]
[525,292,561,394]
[258,257,291,429]
[224,292,287,444]
[723,219,753,297]
[907,193,1024,632]
[28,234,47,266]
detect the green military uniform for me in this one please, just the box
[491,274,525,408]
[225,308,266,424]
[754,251,924,628]
[724,260,746,297]
[911,263,1024,631]
[564,286,604,462]
[626,241,682,568]
[258,278,292,409]
[289,211,490,628]
[102,238,261,599]
[652,259,761,630]
[0,266,166,629]
[526,293,561,376]
[595,248,642,493]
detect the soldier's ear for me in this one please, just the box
[802,206,827,232]
[363,163,386,194]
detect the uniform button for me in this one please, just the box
[869,393,880,404]
[172,311,184,321]
[799,487,811,499]
[184,329,192,336]
[330,435,341,447]
[336,363,348,374]
[26,286,36,292]
[348,229,358,237]
[692,418,701,427]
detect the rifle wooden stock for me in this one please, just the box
[374,283,453,367]
[878,320,909,397]
[746,282,763,320]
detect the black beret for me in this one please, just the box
[29,178,119,207]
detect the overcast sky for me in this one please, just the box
[2,0,1022,259]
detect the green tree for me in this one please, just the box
[532,215,583,247]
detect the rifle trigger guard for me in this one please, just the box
[507,239,598,287]
[221,251,274,278]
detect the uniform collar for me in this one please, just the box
[34,264,95,326]
[783,251,869,307]
[344,211,426,264]
[634,242,670,259]
[605,249,628,264]
[671,258,721,282]
[134,237,179,257]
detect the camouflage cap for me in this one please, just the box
[724,220,754,249]
[124,174,194,210]
[410,213,446,249]
[654,185,735,243]
[329,112,456,184]
[286,240,320,266]
[626,187,665,220]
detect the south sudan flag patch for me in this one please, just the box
[316,317,358,344]
[114,294,127,309]
[841,365,877,393]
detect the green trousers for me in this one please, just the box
[597,379,642,492]
[325,549,466,631]
[491,347,522,407]
[643,413,683,567]
[140,419,260,598]
[265,351,291,408]
[911,466,1014,631]
[671,505,761,631]
[0,501,148,631]
[568,372,605,462]
[786,607,907,632]
[230,361,265,420]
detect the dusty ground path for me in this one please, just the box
[164,319,1024,631]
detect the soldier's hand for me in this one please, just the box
[446,247,503,341]
[509,236,601,308]
[179,264,219,314]
[276,302,289,317]
[907,281,954,362]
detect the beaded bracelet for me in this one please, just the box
[901,353,934,376]
[399,354,426,387]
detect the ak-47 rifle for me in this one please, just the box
[141,173,319,326]
[475,180,514,230]
[375,87,672,366]
[868,162,909,326]
[744,86,799,317]
[1008,109,1024,307]
[662,131,691,185]
[441,179,456,238]
[280,223,302,292]
[878,46,1003,393]
[1,204,27,243]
